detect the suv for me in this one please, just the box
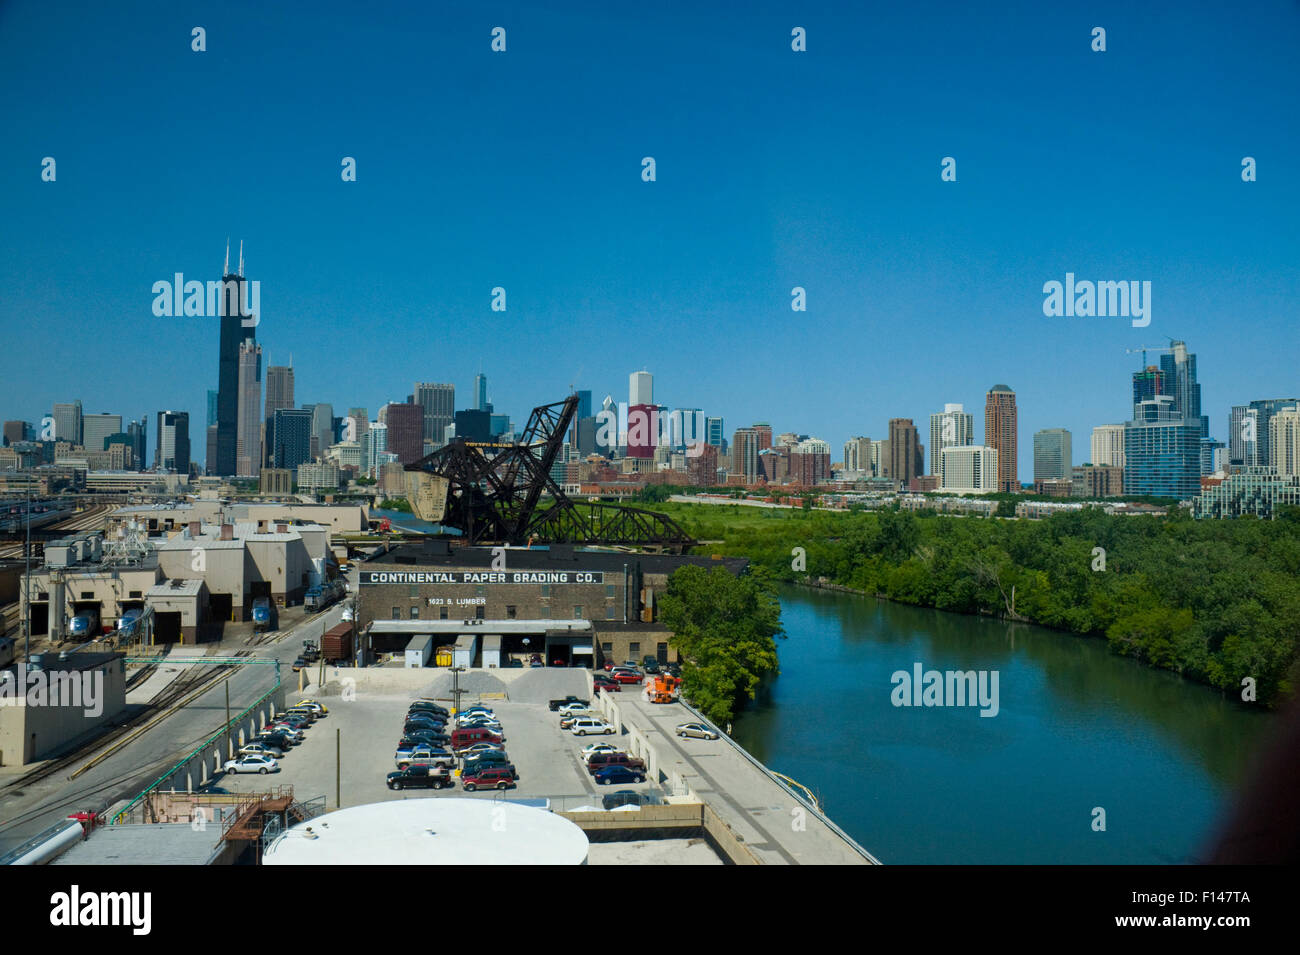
[570,718,615,737]
[387,765,452,790]
[451,727,505,751]
[462,766,517,791]
[587,751,645,774]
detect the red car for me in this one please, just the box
[612,670,643,684]
[594,680,621,693]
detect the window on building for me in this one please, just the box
[409,584,419,597]
[540,584,551,597]
[601,642,613,654]
[605,584,615,598]
[606,605,616,619]
[129,590,142,598]
[475,606,485,620]
[410,606,419,619]
[539,605,550,619]
[391,607,400,619]
[506,605,517,619]
[439,606,448,620]
[573,605,583,619]
[476,585,485,597]
[81,591,93,599]
[657,642,669,664]
[629,642,640,657]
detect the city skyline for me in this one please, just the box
[3,3,1297,483]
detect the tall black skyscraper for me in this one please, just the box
[214,242,254,476]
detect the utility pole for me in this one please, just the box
[225,680,233,759]
[23,478,31,669]
[335,728,341,809]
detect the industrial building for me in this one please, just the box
[0,651,127,765]
[356,542,748,669]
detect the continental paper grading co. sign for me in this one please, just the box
[359,571,606,585]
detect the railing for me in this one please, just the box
[111,670,283,825]
[676,698,882,864]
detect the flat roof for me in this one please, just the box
[368,620,593,635]
[147,579,204,597]
[262,799,588,865]
[367,544,747,577]
[52,824,221,866]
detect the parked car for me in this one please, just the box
[457,741,506,759]
[593,680,621,693]
[581,742,620,759]
[405,719,448,735]
[622,660,642,671]
[595,764,647,785]
[451,727,506,751]
[224,754,278,775]
[556,701,591,717]
[612,670,644,685]
[548,696,590,712]
[463,758,518,779]
[293,700,329,716]
[462,766,517,791]
[676,722,720,740]
[570,718,615,737]
[457,705,495,718]
[257,730,297,749]
[461,750,512,773]
[587,751,646,774]
[239,742,285,759]
[387,765,452,790]
[291,658,308,672]
[268,724,306,741]
[400,730,450,747]
[642,659,661,675]
[529,654,543,667]
[282,707,317,723]
[665,662,682,678]
[559,712,598,729]
[409,701,450,717]
[602,790,653,810]
[395,745,456,770]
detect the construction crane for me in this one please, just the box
[1125,338,1177,366]
[403,394,694,550]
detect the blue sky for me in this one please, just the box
[2,0,1297,480]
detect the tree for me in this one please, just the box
[658,565,783,724]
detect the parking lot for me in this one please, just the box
[207,674,662,812]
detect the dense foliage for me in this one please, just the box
[378,498,412,512]
[661,502,1300,706]
[658,565,784,724]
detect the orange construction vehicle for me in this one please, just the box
[646,674,681,704]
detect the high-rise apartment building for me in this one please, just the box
[790,438,831,486]
[705,416,725,449]
[156,411,190,473]
[1229,405,1258,467]
[929,404,973,475]
[752,424,773,452]
[1160,341,1208,439]
[263,365,294,466]
[1033,428,1072,482]
[1268,405,1300,478]
[1124,397,1203,499]
[888,418,924,485]
[940,445,999,494]
[984,385,1018,492]
[1091,424,1126,467]
[843,436,872,473]
[235,339,262,477]
[309,404,334,464]
[732,428,761,482]
[1249,398,1300,471]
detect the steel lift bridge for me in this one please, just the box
[402,395,694,550]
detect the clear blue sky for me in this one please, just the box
[2,0,1297,481]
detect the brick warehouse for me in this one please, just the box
[356,541,748,669]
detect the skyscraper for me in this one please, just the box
[206,390,218,429]
[384,402,424,463]
[705,416,725,448]
[414,382,455,445]
[629,371,653,408]
[82,413,122,453]
[1124,397,1202,498]
[732,428,760,482]
[940,445,999,493]
[156,411,190,473]
[888,419,924,484]
[929,404,973,475]
[51,401,82,445]
[843,437,872,473]
[128,417,147,470]
[1131,366,1165,414]
[474,373,488,412]
[1091,424,1126,467]
[263,365,294,466]
[271,408,312,471]
[1249,398,1300,471]
[1033,429,1072,481]
[214,244,253,476]
[236,338,263,477]
[311,403,334,462]
[1160,341,1208,439]
[1269,406,1300,478]
[984,385,1018,492]
[1228,405,1257,467]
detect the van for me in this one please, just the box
[570,718,614,737]
[450,727,505,751]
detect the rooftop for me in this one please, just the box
[368,543,747,577]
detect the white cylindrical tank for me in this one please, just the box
[7,821,84,865]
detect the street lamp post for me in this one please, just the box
[451,665,465,712]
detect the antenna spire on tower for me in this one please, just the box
[224,238,230,276]
[238,240,244,277]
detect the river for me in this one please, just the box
[729,584,1275,864]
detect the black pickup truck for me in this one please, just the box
[548,695,590,711]
[386,765,452,790]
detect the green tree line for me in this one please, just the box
[658,502,1300,707]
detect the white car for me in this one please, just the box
[239,742,285,759]
[570,718,615,737]
[676,722,720,740]
[224,754,278,774]
[557,702,590,717]
[581,742,621,758]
